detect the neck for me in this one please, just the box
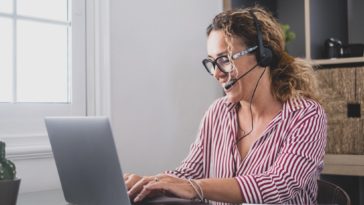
[238,72,282,119]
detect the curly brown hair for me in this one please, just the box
[207,6,321,103]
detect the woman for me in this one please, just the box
[125,6,327,205]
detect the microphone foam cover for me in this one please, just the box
[224,80,236,90]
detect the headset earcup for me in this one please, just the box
[249,9,274,68]
[258,47,273,67]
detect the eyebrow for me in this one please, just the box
[208,50,228,59]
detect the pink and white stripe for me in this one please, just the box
[167,96,327,205]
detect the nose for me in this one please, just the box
[212,66,226,80]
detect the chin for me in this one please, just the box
[225,93,240,104]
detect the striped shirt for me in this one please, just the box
[167,96,327,205]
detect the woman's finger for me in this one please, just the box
[134,185,154,202]
[144,181,196,200]
[123,173,131,180]
[132,176,168,202]
[124,174,142,190]
[128,176,153,199]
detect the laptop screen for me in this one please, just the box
[45,117,131,205]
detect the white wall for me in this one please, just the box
[8,0,222,193]
[6,136,61,193]
[109,0,222,175]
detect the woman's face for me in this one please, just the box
[207,30,260,103]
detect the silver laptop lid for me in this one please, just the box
[45,116,131,205]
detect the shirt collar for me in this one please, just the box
[222,96,306,118]
[281,97,306,120]
[222,97,239,112]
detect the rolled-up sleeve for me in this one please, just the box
[235,106,327,204]
[165,106,213,179]
[166,134,204,179]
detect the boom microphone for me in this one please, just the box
[224,64,258,90]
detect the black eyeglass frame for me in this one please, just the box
[202,45,258,75]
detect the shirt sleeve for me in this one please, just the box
[235,104,327,204]
[164,99,221,179]
[165,116,206,179]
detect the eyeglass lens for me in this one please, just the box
[203,56,233,75]
[202,46,257,75]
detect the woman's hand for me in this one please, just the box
[123,173,142,190]
[133,174,198,202]
[126,174,165,201]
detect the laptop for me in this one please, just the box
[45,117,204,205]
[45,116,132,205]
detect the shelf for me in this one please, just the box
[224,0,364,179]
[225,0,364,65]
[311,57,364,65]
[322,154,364,176]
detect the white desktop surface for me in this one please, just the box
[18,189,67,205]
[17,189,212,205]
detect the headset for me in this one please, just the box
[249,9,273,68]
[223,9,276,90]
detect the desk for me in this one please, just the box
[18,189,209,205]
[18,189,68,205]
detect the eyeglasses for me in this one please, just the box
[202,46,258,75]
